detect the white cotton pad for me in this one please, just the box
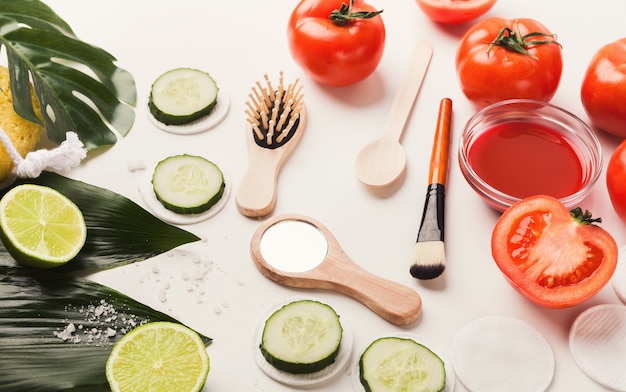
[611,246,626,304]
[569,304,626,391]
[146,89,230,135]
[252,298,353,388]
[138,160,231,225]
[452,316,554,392]
[351,332,455,392]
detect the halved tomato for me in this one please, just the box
[415,0,497,25]
[491,195,618,308]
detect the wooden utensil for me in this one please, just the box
[250,213,422,326]
[236,74,306,218]
[355,40,433,188]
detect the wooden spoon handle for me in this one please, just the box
[428,98,453,186]
[382,40,433,142]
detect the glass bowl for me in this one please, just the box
[458,99,602,212]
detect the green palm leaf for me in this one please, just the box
[0,0,136,150]
[0,264,212,392]
[3,171,201,272]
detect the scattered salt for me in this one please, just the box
[126,159,146,172]
[54,299,147,345]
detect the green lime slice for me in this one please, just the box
[0,184,86,268]
[106,321,210,392]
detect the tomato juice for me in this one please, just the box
[467,121,584,199]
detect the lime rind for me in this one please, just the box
[106,321,210,392]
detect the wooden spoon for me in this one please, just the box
[355,41,433,188]
[250,213,422,326]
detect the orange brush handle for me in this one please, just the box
[428,98,453,186]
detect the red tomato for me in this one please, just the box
[456,17,563,108]
[491,195,618,308]
[415,0,497,25]
[607,139,626,221]
[287,0,385,87]
[581,38,626,138]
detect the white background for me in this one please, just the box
[38,0,626,391]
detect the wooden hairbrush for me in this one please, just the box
[236,72,307,218]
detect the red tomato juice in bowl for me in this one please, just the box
[458,99,602,212]
[467,121,584,199]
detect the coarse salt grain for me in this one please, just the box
[54,299,146,345]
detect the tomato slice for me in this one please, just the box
[415,0,497,24]
[491,195,618,308]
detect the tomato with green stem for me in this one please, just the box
[415,0,497,25]
[456,17,562,108]
[581,38,626,138]
[287,0,385,87]
[491,195,618,309]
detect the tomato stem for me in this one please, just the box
[570,207,602,225]
[329,0,383,26]
[488,20,560,59]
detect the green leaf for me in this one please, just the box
[2,171,201,272]
[0,0,137,150]
[0,264,211,392]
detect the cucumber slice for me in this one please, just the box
[149,68,219,125]
[151,154,225,214]
[359,337,446,392]
[260,300,343,374]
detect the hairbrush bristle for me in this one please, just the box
[245,72,304,149]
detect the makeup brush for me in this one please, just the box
[410,97,453,280]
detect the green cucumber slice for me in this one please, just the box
[148,68,219,125]
[359,337,446,392]
[151,154,225,214]
[260,300,343,374]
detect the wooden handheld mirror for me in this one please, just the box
[250,213,422,325]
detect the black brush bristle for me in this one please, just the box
[410,262,445,280]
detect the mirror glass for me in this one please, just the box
[259,219,328,273]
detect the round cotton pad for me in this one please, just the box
[611,246,626,303]
[352,332,455,392]
[452,316,554,392]
[147,89,230,135]
[569,304,626,390]
[252,298,353,388]
[138,159,231,225]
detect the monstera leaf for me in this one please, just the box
[0,0,136,150]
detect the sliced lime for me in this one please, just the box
[106,321,210,392]
[0,184,86,268]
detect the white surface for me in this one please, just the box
[40,1,626,391]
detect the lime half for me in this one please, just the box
[0,184,86,268]
[106,321,210,392]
